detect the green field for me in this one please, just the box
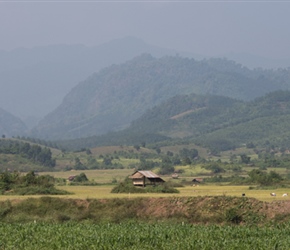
[0,222,290,249]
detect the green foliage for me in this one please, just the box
[0,139,55,167]
[0,171,70,195]
[72,173,88,182]
[158,156,175,175]
[1,221,290,249]
[73,157,86,170]
[204,175,246,184]
[138,157,158,170]
[248,169,283,186]
[240,154,251,164]
[51,90,290,153]
[202,163,226,174]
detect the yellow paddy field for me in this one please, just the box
[0,169,289,202]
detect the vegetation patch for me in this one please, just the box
[0,196,288,225]
[0,171,71,195]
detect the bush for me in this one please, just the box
[225,208,242,224]
[0,171,71,195]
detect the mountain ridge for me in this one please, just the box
[31,54,290,140]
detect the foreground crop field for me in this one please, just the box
[0,222,290,250]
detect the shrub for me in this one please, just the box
[225,208,242,224]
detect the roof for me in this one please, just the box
[130,170,161,179]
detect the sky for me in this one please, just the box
[1,1,290,60]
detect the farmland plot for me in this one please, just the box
[0,222,290,249]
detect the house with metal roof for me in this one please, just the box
[130,170,165,187]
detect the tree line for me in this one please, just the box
[0,139,55,167]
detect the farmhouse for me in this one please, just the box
[130,170,165,187]
[192,178,203,184]
[68,175,76,181]
[172,173,179,179]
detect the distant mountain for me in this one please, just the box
[0,37,193,126]
[0,108,27,137]
[31,55,290,140]
[55,90,290,152]
[126,90,290,151]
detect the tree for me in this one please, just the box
[240,154,251,164]
[155,148,161,154]
[248,169,283,186]
[202,163,225,174]
[182,157,191,166]
[74,157,86,170]
[73,173,88,182]
[179,148,198,161]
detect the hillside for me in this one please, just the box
[31,55,290,140]
[127,90,290,151]
[0,108,27,137]
[0,138,58,172]
[53,90,290,152]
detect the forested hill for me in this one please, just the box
[55,91,290,152]
[127,90,290,152]
[0,108,27,137]
[32,54,290,140]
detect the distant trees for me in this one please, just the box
[179,148,198,165]
[74,157,86,170]
[240,154,251,164]
[0,140,55,167]
[0,171,68,195]
[202,163,225,174]
[158,156,175,175]
[248,169,283,186]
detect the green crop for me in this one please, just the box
[0,222,290,249]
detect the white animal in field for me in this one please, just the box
[270,193,276,196]
[282,193,288,197]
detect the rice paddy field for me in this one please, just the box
[0,168,286,202]
[39,169,290,202]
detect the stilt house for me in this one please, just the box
[130,170,165,187]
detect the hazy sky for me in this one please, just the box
[1,1,290,59]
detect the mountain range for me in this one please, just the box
[30,54,290,140]
[1,37,290,144]
[55,90,290,152]
[1,36,290,127]
[0,37,195,126]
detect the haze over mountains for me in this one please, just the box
[1,37,290,140]
[0,37,196,126]
[0,108,27,137]
[32,54,290,140]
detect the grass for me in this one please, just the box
[0,182,288,202]
[35,169,290,202]
[40,169,134,184]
